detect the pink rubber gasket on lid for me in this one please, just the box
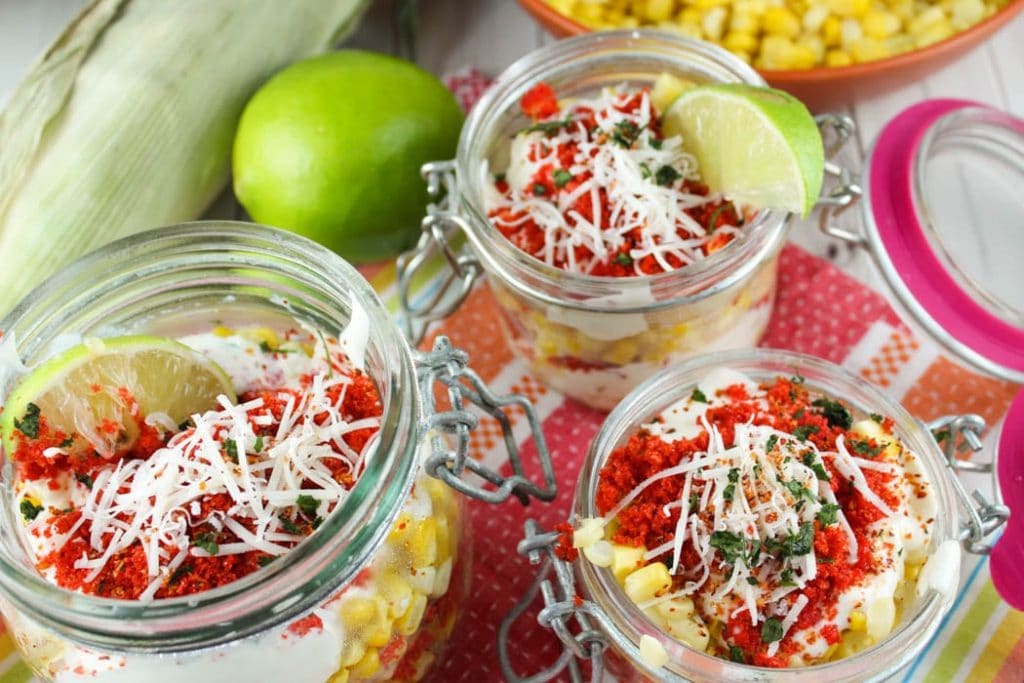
[868,99,1024,373]
[990,389,1024,610]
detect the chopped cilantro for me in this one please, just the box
[296,494,319,518]
[59,436,75,448]
[779,568,796,586]
[312,516,324,530]
[870,413,883,423]
[765,435,779,452]
[518,118,572,136]
[791,374,805,385]
[257,556,276,567]
[74,472,94,489]
[169,563,193,584]
[746,576,759,586]
[761,617,784,644]
[812,397,853,430]
[710,531,748,565]
[191,532,219,556]
[766,522,815,559]
[689,493,700,513]
[279,515,303,534]
[178,418,193,432]
[723,467,740,503]
[494,172,507,184]
[14,403,41,439]
[253,435,264,453]
[783,479,815,503]
[691,387,709,403]
[802,452,830,481]
[706,204,729,232]
[639,162,652,179]
[850,439,884,457]
[817,503,841,526]
[649,137,663,150]
[655,164,682,186]
[611,120,641,147]
[614,252,633,267]
[532,183,547,196]
[20,499,43,521]
[225,440,238,463]
[729,645,746,663]
[793,424,819,441]
[553,168,573,188]
[817,556,835,564]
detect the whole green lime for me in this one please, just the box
[233,51,464,262]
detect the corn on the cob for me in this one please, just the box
[0,0,370,315]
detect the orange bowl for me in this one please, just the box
[517,0,1024,110]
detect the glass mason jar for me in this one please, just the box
[398,31,791,411]
[0,222,555,683]
[501,349,1008,682]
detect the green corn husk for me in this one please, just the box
[0,0,370,316]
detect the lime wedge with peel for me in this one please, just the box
[1,336,233,458]
[662,84,824,217]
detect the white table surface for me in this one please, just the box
[0,0,1021,301]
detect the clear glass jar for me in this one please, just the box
[399,31,789,411]
[0,222,554,683]
[502,349,1005,682]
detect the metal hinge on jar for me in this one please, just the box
[813,113,866,246]
[415,336,557,505]
[928,414,1010,554]
[498,520,609,683]
[397,161,482,345]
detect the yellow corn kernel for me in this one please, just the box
[676,6,703,27]
[849,610,867,631]
[362,597,393,648]
[573,518,605,549]
[693,0,730,8]
[351,648,381,679]
[639,634,670,668]
[824,643,840,660]
[610,544,647,583]
[241,326,279,349]
[432,557,454,597]
[850,419,900,459]
[644,0,676,22]
[866,597,896,641]
[650,72,696,112]
[583,540,615,567]
[434,516,452,563]
[862,9,901,37]
[851,36,891,62]
[798,35,827,61]
[574,2,606,24]
[908,5,947,33]
[723,31,759,54]
[549,0,575,15]
[834,629,872,659]
[339,597,378,629]
[396,593,428,636]
[701,6,729,40]
[606,338,639,365]
[826,49,853,66]
[905,562,922,581]
[379,572,414,618]
[624,562,672,603]
[655,596,696,620]
[339,639,367,668]
[802,5,830,31]
[840,17,864,49]
[666,613,711,650]
[212,325,234,337]
[730,10,762,34]
[914,21,954,47]
[822,15,843,45]
[328,669,349,683]
[826,0,871,16]
[764,6,802,36]
[408,565,436,595]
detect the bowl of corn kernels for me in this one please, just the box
[519,0,1023,108]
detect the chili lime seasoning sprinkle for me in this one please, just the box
[573,370,936,668]
[13,329,381,601]
[484,81,746,277]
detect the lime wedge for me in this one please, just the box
[1,336,233,457]
[662,84,824,217]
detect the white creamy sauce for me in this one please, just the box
[176,333,312,395]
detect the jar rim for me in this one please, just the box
[0,222,421,652]
[454,30,789,312]
[572,348,960,680]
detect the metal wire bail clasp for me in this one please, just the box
[498,520,608,683]
[414,336,556,505]
[928,414,1010,554]
[814,113,866,246]
[397,161,482,344]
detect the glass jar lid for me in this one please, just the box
[861,100,1024,382]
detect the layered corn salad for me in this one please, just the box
[569,368,952,669]
[547,0,1012,68]
[483,80,777,410]
[5,318,464,682]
